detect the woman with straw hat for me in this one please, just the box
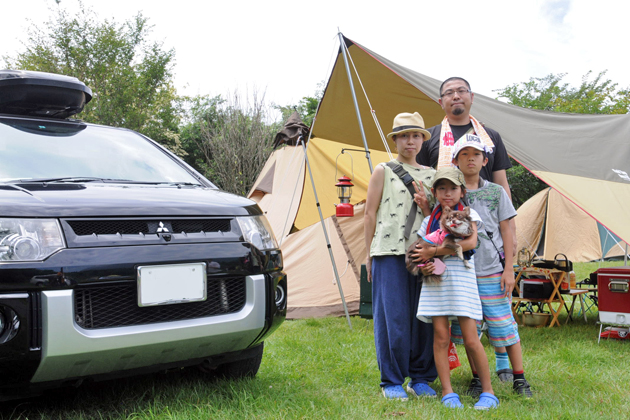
[364,112,437,400]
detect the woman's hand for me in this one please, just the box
[412,181,431,216]
[366,256,372,283]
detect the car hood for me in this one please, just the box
[0,183,261,217]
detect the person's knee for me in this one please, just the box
[462,334,482,350]
[433,333,450,349]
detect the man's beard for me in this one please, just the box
[453,107,465,116]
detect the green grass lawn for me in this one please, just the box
[1,262,629,419]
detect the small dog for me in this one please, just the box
[405,206,474,282]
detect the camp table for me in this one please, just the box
[513,266,566,327]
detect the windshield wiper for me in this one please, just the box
[159,182,202,187]
[6,178,203,186]
[14,177,132,183]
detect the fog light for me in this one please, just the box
[275,283,286,310]
[0,307,20,344]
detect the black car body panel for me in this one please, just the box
[0,183,262,218]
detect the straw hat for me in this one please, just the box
[386,112,431,141]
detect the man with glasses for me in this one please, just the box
[417,77,511,187]
[416,76,517,392]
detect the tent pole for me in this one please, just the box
[300,140,353,329]
[338,32,374,174]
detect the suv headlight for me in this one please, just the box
[0,219,65,262]
[237,215,278,251]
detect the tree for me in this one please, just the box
[275,81,324,127]
[194,91,278,196]
[4,2,184,155]
[494,71,630,207]
[179,95,225,177]
[495,71,630,114]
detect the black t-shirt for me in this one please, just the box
[416,122,512,182]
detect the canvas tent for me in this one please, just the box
[250,34,630,318]
[516,188,629,263]
[249,133,392,318]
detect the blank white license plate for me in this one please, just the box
[137,263,207,307]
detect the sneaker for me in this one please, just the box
[465,377,482,398]
[513,379,533,397]
[474,392,499,410]
[382,385,409,401]
[496,368,514,382]
[406,382,437,398]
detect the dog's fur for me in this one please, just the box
[405,206,474,282]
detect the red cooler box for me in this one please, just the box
[598,267,630,325]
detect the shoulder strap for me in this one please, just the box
[385,161,416,196]
[385,161,420,239]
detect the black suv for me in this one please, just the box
[0,70,286,400]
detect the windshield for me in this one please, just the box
[0,117,209,186]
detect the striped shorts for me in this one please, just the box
[451,273,520,347]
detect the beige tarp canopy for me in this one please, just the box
[298,35,630,244]
[250,34,630,318]
[516,188,628,263]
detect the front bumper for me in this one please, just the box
[0,242,286,398]
[33,273,266,383]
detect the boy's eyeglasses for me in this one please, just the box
[440,88,470,98]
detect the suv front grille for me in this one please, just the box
[74,276,246,329]
[67,219,232,236]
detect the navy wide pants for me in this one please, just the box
[372,255,437,387]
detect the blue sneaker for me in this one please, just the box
[406,382,437,398]
[474,392,499,410]
[382,385,409,401]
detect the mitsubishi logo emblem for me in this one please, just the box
[156,222,169,233]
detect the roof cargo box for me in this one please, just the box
[0,70,92,118]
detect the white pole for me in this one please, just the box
[338,32,374,174]
[300,140,353,329]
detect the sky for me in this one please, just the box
[2,0,629,114]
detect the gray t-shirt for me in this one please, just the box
[466,179,517,277]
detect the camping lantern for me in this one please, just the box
[335,175,354,217]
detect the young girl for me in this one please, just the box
[413,167,499,410]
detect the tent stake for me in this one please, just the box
[300,140,353,329]
[338,32,374,174]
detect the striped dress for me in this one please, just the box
[416,209,483,323]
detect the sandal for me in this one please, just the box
[496,368,514,382]
[382,385,409,401]
[474,392,499,410]
[441,392,463,408]
[406,382,437,398]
